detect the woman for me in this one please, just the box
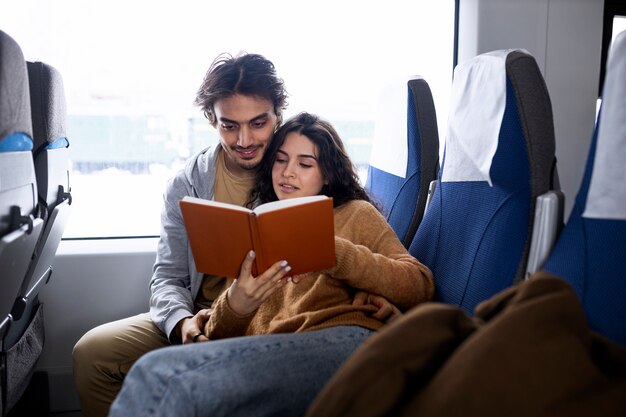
[109,112,433,417]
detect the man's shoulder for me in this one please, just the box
[166,145,221,200]
[185,145,221,184]
[187,144,221,172]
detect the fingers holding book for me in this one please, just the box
[227,251,292,316]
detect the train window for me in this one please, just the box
[600,0,626,96]
[597,15,626,118]
[612,16,626,43]
[1,0,455,238]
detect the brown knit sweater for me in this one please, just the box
[205,199,434,339]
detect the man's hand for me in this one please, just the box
[353,291,402,323]
[176,309,212,344]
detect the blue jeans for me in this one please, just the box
[108,326,373,417]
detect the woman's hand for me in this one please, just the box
[353,291,402,323]
[227,250,292,316]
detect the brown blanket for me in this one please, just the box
[306,272,626,417]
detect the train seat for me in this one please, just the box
[0,29,44,416]
[409,49,558,312]
[6,61,72,341]
[1,60,72,416]
[542,31,626,346]
[366,76,439,247]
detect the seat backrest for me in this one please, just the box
[28,61,71,212]
[542,31,626,346]
[0,30,44,416]
[16,62,72,303]
[0,30,42,341]
[4,61,72,347]
[366,76,439,247]
[409,49,557,313]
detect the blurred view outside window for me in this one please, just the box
[1,0,455,238]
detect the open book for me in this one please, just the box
[179,195,336,279]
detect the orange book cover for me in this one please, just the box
[179,195,335,279]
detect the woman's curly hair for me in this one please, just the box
[248,112,373,208]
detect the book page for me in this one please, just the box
[252,195,335,275]
[252,195,330,215]
[181,196,251,213]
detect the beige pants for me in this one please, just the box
[72,313,169,417]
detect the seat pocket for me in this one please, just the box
[4,303,45,412]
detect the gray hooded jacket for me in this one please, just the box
[149,145,220,341]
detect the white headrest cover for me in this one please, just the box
[441,50,520,185]
[583,31,626,220]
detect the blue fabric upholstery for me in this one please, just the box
[46,136,69,149]
[366,78,439,247]
[543,34,626,346]
[408,49,556,313]
[367,166,415,244]
[411,78,530,311]
[0,133,33,152]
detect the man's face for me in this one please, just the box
[213,94,279,175]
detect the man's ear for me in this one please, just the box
[275,114,283,130]
[206,110,217,127]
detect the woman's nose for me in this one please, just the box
[282,163,296,178]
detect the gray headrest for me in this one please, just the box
[27,61,67,149]
[0,30,32,140]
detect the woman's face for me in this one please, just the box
[272,132,325,200]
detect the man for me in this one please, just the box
[73,52,398,417]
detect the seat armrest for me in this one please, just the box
[423,179,438,215]
[525,190,565,278]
